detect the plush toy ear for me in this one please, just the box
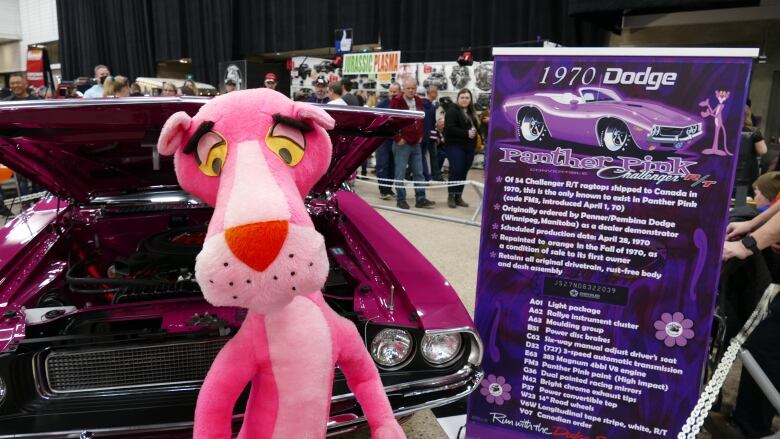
[158,111,193,156]
[293,102,335,131]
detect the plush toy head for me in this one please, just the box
[158,89,335,314]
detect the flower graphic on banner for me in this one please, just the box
[654,312,695,347]
[480,374,512,405]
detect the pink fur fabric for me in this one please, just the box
[158,89,405,439]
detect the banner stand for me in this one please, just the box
[467,46,758,439]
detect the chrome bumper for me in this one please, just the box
[647,123,703,143]
[3,363,484,438]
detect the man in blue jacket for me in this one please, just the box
[375,83,400,199]
[421,85,441,181]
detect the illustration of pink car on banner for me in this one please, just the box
[504,86,703,152]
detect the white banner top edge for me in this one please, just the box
[492,47,760,58]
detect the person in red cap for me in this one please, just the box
[264,72,278,90]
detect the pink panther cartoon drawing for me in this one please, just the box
[699,90,732,156]
[157,88,406,439]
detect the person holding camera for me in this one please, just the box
[444,88,479,208]
[83,64,110,98]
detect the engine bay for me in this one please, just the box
[18,202,378,340]
[66,225,204,304]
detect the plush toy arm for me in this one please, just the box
[194,335,257,439]
[336,319,406,439]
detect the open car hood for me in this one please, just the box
[0,98,422,203]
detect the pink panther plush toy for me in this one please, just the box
[157,89,406,439]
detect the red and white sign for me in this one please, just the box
[26,48,46,86]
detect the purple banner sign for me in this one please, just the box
[467,48,755,438]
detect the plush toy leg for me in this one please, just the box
[194,319,266,439]
[335,317,406,439]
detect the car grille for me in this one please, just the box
[654,124,700,140]
[44,339,228,393]
[658,127,685,137]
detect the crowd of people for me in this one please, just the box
[0,64,233,101]
[291,73,489,210]
[326,76,488,210]
[0,64,488,215]
[709,108,780,438]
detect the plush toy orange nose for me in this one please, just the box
[224,220,289,271]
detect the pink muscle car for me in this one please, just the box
[0,98,483,438]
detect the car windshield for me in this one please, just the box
[581,88,620,102]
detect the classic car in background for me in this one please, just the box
[504,87,704,152]
[0,99,483,437]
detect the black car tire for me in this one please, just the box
[600,119,637,152]
[517,108,547,143]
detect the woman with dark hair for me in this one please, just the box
[733,104,769,202]
[129,82,144,96]
[444,88,479,208]
[182,80,199,95]
[180,85,197,96]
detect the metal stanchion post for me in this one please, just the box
[739,350,780,414]
[470,182,483,223]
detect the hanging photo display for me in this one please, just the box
[289,56,339,100]
[288,57,494,106]
[422,63,449,91]
[467,47,756,438]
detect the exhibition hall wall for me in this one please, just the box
[54,0,604,86]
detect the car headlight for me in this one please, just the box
[650,125,660,137]
[371,329,413,368]
[421,332,463,365]
[686,125,699,136]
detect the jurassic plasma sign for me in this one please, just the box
[467,47,757,438]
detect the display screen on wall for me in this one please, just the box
[467,47,756,439]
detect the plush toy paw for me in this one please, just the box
[372,422,406,439]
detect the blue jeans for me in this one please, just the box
[426,140,444,180]
[375,140,395,195]
[420,140,443,181]
[437,144,446,174]
[420,142,430,180]
[392,143,426,203]
[445,143,475,194]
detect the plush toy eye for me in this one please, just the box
[266,122,305,166]
[195,131,228,176]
